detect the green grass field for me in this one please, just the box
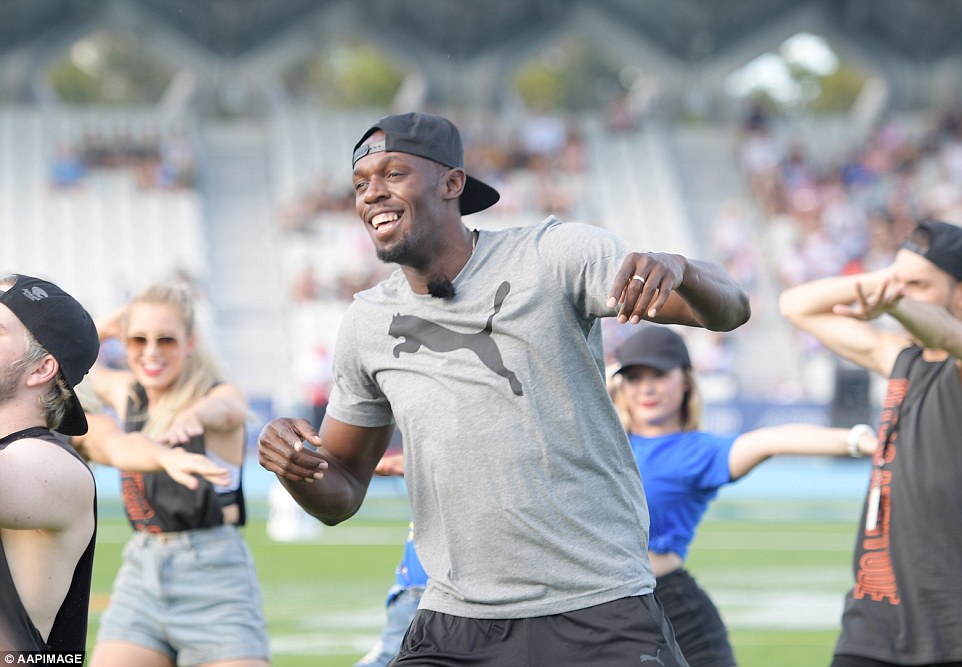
[86,496,861,666]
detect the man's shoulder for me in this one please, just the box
[528,216,620,245]
[483,217,616,254]
[480,216,563,241]
[0,433,95,532]
[1,434,92,481]
[503,215,565,237]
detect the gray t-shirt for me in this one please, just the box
[326,216,655,618]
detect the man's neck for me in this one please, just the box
[0,407,46,439]
[921,347,951,362]
[402,226,477,296]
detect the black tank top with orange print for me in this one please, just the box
[120,383,246,533]
[835,346,962,663]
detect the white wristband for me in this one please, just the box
[847,424,873,458]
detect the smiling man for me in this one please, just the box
[259,111,751,666]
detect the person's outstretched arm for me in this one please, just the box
[608,252,751,331]
[73,412,230,490]
[728,423,877,481]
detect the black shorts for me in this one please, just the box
[832,655,962,667]
[390,594,689,667]
[655,568,736,667]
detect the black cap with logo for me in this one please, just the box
[0,274,100,435]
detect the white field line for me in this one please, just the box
[715,589,846,630]
[693,529,855,552]
[95,523,406,546]
[263,589,849,655]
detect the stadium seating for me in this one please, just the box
[0,107,207,317]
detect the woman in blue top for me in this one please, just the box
[609,325,877,667]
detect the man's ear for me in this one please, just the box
[952,280,962,317]
[24,354,60,388]
[441,167,466,203]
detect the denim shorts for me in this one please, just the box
[354,587,424,667]
[96,524,270,666]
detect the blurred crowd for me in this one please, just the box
[50,124,197,190]
[723,104,962,296]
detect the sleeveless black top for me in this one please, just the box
[0,427,97,652]
[119,383,246,533]
[836,346,962,663]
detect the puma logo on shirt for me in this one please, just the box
[389,281,523,396]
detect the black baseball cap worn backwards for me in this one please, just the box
[614,326,692,375]
[901,219,962,282]
[0,274,100,435]
[352,112,500,216]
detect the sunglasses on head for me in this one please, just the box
[125,335,181,351]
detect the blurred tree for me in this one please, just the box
[808,62,869,113]
[513,62,565,109]
[46,60,101,104]
[45,31,175,105]
[725,33,868,116]
[511,36,622,110]
[284,41,404,107]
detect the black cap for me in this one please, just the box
[0,275,100,435]
[901,219,962,281]
[352,112,500,216]
[613,326,691,374]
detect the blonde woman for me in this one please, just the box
[88,283,269,667]
[71,378,232,492]
[609,325,877,667]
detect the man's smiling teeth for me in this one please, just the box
[372,212,399,228]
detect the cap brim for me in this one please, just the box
[56,391,89,436]
[460,175,500,216]
[615,358,683,374]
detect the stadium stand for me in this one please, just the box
[0,107,207,317]
[4,0,962,421]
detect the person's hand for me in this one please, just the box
[258,417,327,482]
[95,306,127,342]
[158,410,205,445]
[374,451,404,476]
[158,447,230,490]
[607,252,686,323]
[833,278,904,322]
[856,428,878,457]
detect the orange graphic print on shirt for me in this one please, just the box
[853,378,906,605]
[121,471,162,533]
